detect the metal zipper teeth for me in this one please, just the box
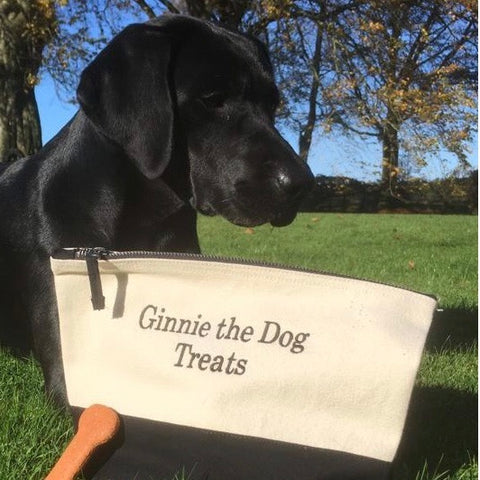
[56,247,437,300]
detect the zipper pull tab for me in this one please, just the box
[85,247,108,310]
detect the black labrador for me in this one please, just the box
[0,14,313,404]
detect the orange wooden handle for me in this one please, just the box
[45,404,120,480]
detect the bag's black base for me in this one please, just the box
[73,408,390,480]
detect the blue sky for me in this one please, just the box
[35,72,477,181]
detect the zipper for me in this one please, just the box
[53,247,437,311]
[85,247,108,310]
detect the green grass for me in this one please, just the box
[0,352,74,480]
[198,213,477,310]
[0,213,476,479]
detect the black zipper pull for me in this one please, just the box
[85,247,108,310]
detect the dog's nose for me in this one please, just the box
[275,166,314,202]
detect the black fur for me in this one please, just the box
[0,14,313,404]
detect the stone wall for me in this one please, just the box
[301,171,477,214]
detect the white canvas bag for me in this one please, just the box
[50,248,436,480]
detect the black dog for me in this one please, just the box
[0,14,313,403]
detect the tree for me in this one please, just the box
[253,0,477,190]
[319,0,477,188]
[0,1,58,161]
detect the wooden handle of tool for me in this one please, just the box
[45,404,120,480]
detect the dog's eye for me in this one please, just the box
[199,92,226,110]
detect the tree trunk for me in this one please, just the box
[0,79,42,161]
[381,109,400,193]
[0,1,54,162]
[298,24,323,163]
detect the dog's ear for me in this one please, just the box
[77,24,173,179]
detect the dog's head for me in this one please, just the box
[77,15,314,228]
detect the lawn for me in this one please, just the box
[0,213,477,479]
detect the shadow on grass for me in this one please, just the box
[425,308,478,352]
[391,308,477,478]
[392,385,477,478]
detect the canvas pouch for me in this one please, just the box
[50,248,436,480]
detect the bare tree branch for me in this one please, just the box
[133,0,160,18]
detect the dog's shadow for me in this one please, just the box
[392,308,478,478]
